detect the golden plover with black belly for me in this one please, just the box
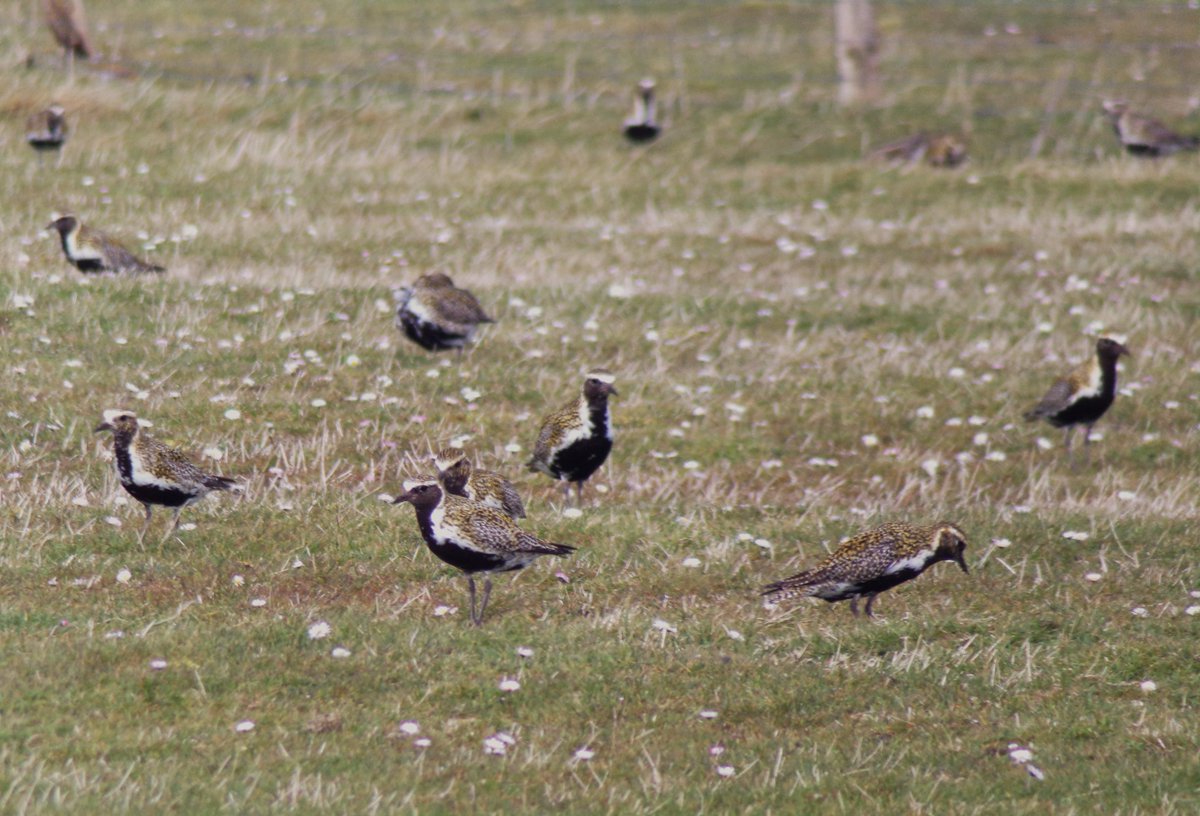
[395,273,493,354]
[47,215,165,274]
[1024,336,1130,461]
[392,479,574,625]
[95,410,240,543]
[623,79,661,144]
[762,521,969,619]
[26,104,69,166]
[1102,101,1199,158]
[432,448,526,520]
[527,369,616,506]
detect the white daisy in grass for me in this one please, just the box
[331,647,351,659]
[947,367,966,379]
[651,619,677,634]
[1036,437,1053,450]
[1131,607,1149,618]
[698,710,718,720]
[754,538,772,551]
[232,574,245,586]
[149,659,168,671]
[250,598,267,608]
[945,417,964,427]
[985,451,1007,462]
[1061,531,1089,541]
[224,408,242,421]
[968,415,987,426]
[573,746,595,761]
[991,538,1011,549]
[235,720,255,733]
[1140,680,1157,693]
[398,721,421,736]
[104,516,122,527]
[1117,491,1136,501]
[716,765,735,778]
[516,646,534,658]
[432,605,457,617]
[116,568,132,584]
[498,678,520,693]
[413,738,432,748]
[1084,572,1103,583]
[307,621,331,640]
[861,434,879,447]
[484,732,515,755]
[920,459,940,477]
[310,399,326,408]
[1185,606,1200,616]
[681,557,702,568]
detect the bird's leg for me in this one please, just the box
[864,593,879,619]
[575,481,584,507]
[138,504,153,543]
[161,508,184,545]
[1083,424,1094,465]
[561,480,571,506]
[467,576,479,625]
[477,578,493,625]
[849,597,860,618]
[1063,426,1076,468]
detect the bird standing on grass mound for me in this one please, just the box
[432,448,526,520]
[623,79,661,145]
[395,273,494,354]
[47,215,166,274]
[26,104,69,166]
[1024,336,1130,460]
[1102,101,1199,158]
[762,522,969,619]
[528,369,616,506]
[392,480,574,625]
[94,411,240,543]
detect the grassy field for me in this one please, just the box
[2,0,1200,812]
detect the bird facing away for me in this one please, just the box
[42,0,93,66]
[762,522,969,619]
[1102,101,1199,158]
[94,410,240,543]
[26,104,68,165]
[392,480,574,625]
[395,273,494,354]
[623,79,661,144]
[527,369,616,505]
[431,447,526,520]
[46,215,166,274]
[1024,337,1131,459]
[870,132,967,168]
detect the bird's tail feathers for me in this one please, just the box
[761,571,815,599]
[205,474,241,492]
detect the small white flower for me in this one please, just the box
[116,568,132,584]
[232,574,245,586]
[1036,437,1053,450]
[716,765,735,778]
[1062,531,1089,541]
[310,398,327,408]
[737,533,753,542]
[250,598,267,608]
[413,737,432,748]
[724,628,744,641]
[104,516,122,527]
[1084,572,1103,583]
[985,451,1007,462]
[1140,680,1157,693]
[504,442,522,454]
[307,621,332,640]
[516,646,534,658]
[498,678,520,692]
[563,507,584,519]
[149,659,168,671]
[235,720,256,733]
[947,367,966,379]
[202,446,224,461]
[861,434,879,447]
[915,405,935,419]
[698,710,718,720]
[433,605,457,617]
[398,720,421,735]
[753,538,772,550]
[1008,747,1034,764]
[573,746,595,761]
[461,387,482,402]
[1117,490,1136,501]
[1185,605,1200,616]
[1131,607,1149,618]
[681,557,702,568]
[651,618,677,634]
[345,354,361,367]
[224,408,242,421]
[973,432,989,446]
[921,459,940,477]
[331,646,351,659]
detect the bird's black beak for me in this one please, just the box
[392,490,414,505]
[1118,344,1131,358]
[94,422,113,433]
[45,221,56,231]
[608,385,619,396]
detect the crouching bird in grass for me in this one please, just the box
[392,479,574,626]
[1024,336,1130,462]
[869,132,968,168]
[395,273,494,355]
[528,369,616,507]
[431,447,526,520]
[1102,100,1199,158]
[47,215,166,275]
[762,522,969,619]
[95,410,240,544]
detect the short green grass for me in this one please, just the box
[2,1,1199,812]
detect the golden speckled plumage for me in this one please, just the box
[1024,337,1129,456]
[528,370,616,504]
[26,104,68,159]
[47,215,166,274]
[870,132,967,168]
[432,448,526,519]
[762,521,969,618]
[395,273,494,352]
[1102,100,1199,157]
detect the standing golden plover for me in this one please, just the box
[527,369,616,505]
[26,103,68,166]
[94,410,240,543]
[47,215,166,274]
[392,479,574,625]
[1024,336,1130,460]
[42,0,93,69]
[395,273,494,354]
[1102,101,1198,157]
[623,79,661,144]
[762,522,969,619]
[432,447,526,520]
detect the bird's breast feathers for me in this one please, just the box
[429,505,476,550]
[884,549,936,576]
[66,231,102,262]
[124,445,181,491]
[1073,360,1104,401]
[400,293,436,324]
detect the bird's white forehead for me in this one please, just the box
[586,370,616,384]
[402,478,438,491]
[1098,332,1128,345]
[102,409,151,427]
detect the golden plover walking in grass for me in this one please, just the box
[1102,101,1199,158]
[870,132,967,168]
[47,215,166,274]
[762,522,969,619]
[432,447,526,520]
[395,273,494,354]
[42,0,93,69]
[528,369,616,505]
[623,79,661,144]
[26,103,68,166]
[95,410,240,543]
[392,479,574,625]
[1024,336,1130,461]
